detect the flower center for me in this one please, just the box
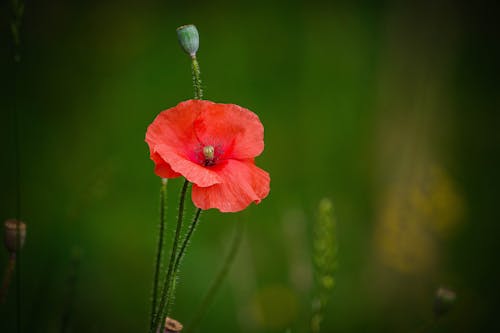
[202,145,215,166]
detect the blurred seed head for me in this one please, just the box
[165,317,183,332]
[311,198,338,333]
[433,287,456,318]
[313,198,337,289]
[176,24,199,57]
[4,219,26,253]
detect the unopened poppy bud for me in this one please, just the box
[4,219,26,253]
[176,24,199,57]
[433,287,456,317]
[165,317,183,332]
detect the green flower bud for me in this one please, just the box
[176,24,199,57]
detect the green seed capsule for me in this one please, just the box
[176,24,199,57]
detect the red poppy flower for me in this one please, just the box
[145,99,270,212]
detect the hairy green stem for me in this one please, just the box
[164,208,203,313]
[151,179,189,333]
[186,222,244,333]
[173,208,202,277]
[150,179,168,329]
[191,56,203,100]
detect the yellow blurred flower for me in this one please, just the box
[375,164,464,274]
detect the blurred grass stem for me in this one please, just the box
[186,222,244,333]
[311,199,338,333]
[10,0,25,331]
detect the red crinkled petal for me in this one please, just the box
[151,151,181,178]
[192,102,264,160]
[145,100,267,193]
[155,144,222,187]
[145,100,205,154]
[146,100,206,181]
[191,159,270,212]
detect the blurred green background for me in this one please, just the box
[1,0,499,332]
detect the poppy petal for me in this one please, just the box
[193,103,264,160]
[155,144,222,187]
[191,159,270,212]
[150,152,181,178]
[145,100,204,151]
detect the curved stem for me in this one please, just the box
[151,179,189,333]
[149,179,168,329]
[186,222,244,333]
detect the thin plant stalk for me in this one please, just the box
[59,248,82,333]
[165,208,203,313]
[151,179,189,333]
[173,208,202,278]
[186,222,244,333]
[311,199,338,333]
[150,178,168,328]
[0,254,17,304]
[191,56,203,100]
[10,1,25,331]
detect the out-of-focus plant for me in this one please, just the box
[1,219,26,304]
[185,223,243,333]
[311,198,338,333]
[433,286,456,319]
[374,164,463,274]
[3,1,26,331]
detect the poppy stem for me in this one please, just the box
[150,178,168,329]
[185,221,244,333]
[173,208,202,276]
[152,179,190,333]
[191,56,203,100]
[165,208,203,314]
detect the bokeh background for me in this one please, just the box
[1,0,499,332]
